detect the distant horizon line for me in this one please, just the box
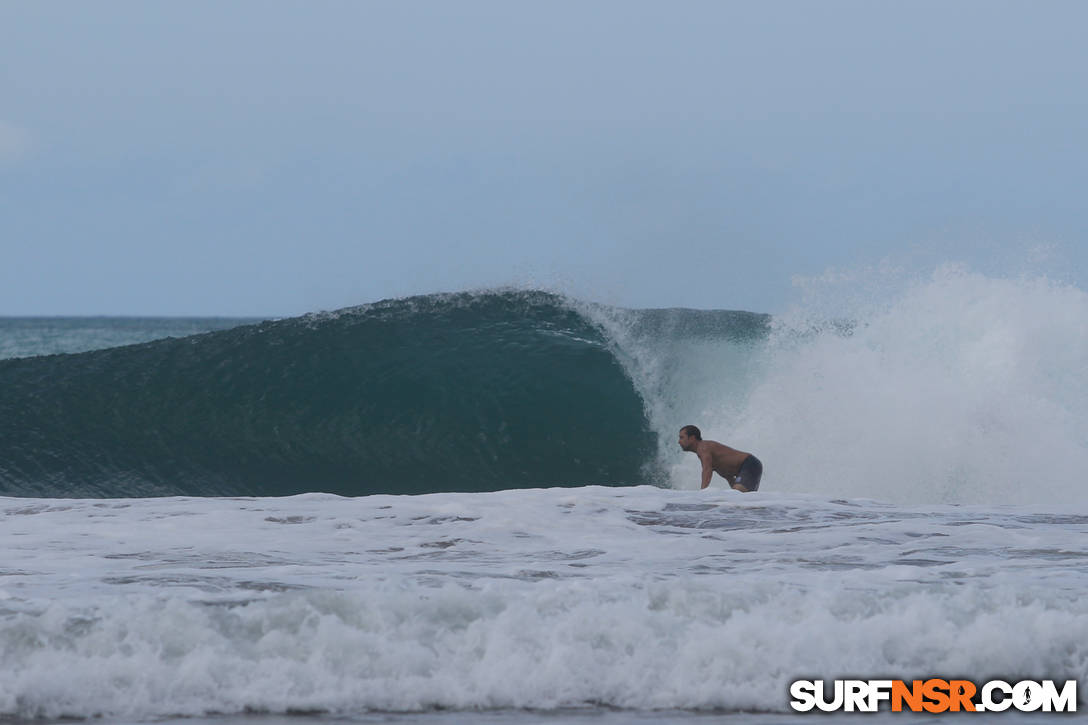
[0,287,774,319]
[0,314,275,319]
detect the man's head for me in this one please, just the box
[678,425,701,451]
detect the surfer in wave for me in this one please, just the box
[678,425,762,491]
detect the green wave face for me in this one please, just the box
[0,291,658,497]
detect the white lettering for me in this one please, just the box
[792,677,1075,713]
[789,680,817,712]
[815,680,844,712]
[844,680,868,712]
[1013,680,1043,712]
[1040,680,1077,712]
[867,680,893,711]
[982,680,1013,712]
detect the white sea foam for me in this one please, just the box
[2,488,1086,718]
[744,266,1088,504]
[3,276,1087,719]
[589,266,1088,504]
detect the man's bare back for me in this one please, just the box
[678,425,763,492]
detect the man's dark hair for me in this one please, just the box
[680,425,702,440]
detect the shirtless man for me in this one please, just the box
[678,425,763,491]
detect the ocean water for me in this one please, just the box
[1,268,1086,723]
[0,317,262,361]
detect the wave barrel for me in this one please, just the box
[0,292,656,497]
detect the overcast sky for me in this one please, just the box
[2,1,1086,315]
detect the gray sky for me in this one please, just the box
[2,0,1086,315]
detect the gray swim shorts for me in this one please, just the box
[734,455,763,491]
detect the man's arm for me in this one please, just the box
[699,450,713,489]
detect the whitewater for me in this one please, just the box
[2,267,1086,723]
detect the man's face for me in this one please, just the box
[678,431,695,451]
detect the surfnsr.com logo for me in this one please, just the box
[790,679,1077,713]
